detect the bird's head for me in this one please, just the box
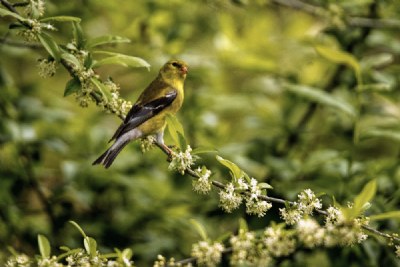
[159,60,188,83]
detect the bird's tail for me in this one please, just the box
[92,139,130,168]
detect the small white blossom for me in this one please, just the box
[279,206,302,225]
[237,177,248,190]
[230,229,256,265]
[5,254,31,267]
[192,167,212,194]
[395,245,400,258]
[297,189,322,215]
[297,218,325,248]
[140,136,155,153]
[264,226,296,257]
[24,0,46,18]
[37,256,63,267]
[191,241,224,267]
[38,59,58,78]
[325,206,344,226]
[324,217,368,247]
[168,145,195,174]
[219,183,243,213]
[245,199,272,217]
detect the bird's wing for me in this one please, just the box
[108,90,177,142]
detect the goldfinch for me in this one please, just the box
[93,59,188,168]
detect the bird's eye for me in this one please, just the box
[171,62,180,68]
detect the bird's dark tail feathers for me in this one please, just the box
[92,139,130,168]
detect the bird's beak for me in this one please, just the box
[181,66,188,75]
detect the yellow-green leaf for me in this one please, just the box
[353,179,377,217]
[370,211,400,221]
[189,219,208,241]
[92,53,150,70]
[0,8,26,21]
[285,83,357,119]
[40,16,81,22]
[216,155,243,181]
[38,32,61,61]
[87,35,131,48]
[84,236,97,257]
[38,234,51,258]
[166,114,185,148]
[315,45,362,86]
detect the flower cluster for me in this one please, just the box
[103,79,132,117]
[244,178,272,217]
[192,166,212,194]
[279,189,322,225]
[324,214,368,247]
[296,218,325,248]
[153,255,178,267]
[191,240,224,267]
[38,59,58,78]
[263,225,296,257]
[140,136,156,153]
[230,228,264,266]
[168,145,195,174]
[5,254,31,267]
[219,182,243,213]
[37,256,63,267]
[396,245,400,258]
[65,249,106,267]
[24,0,46,18]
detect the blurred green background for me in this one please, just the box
[1,0,400,266]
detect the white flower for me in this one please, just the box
[191,241,224,267]
[245,199,272,217]
[168,145,195,174]
[297,218,325,248]
[263,226,296,257]
[395,245,400,258]
[219,183,243,213]
[325,206,344,226]
[297,189,322,215]
[279,206,302,225]
[230,229,256,265]
[140,136,155,153]
[38,59,58,78]
[193,167,212,194]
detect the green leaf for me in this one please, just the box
[92,52,150,70]
[216,155,243,182]
[315,45,362,86]
[38,32,61,61]
[361,129,400,143]
[352,180,377,218]
[370,211,400,221]
[91,78,111,100]
[64,78,81,97]
[40,16,81,22]
[177,131,187,151]
[189,219,208,241]
[87,35,131,48]
[61,53,82,69]
[0,8,26,21]
[69,221,87,238]
[84,237,97,257]
[238,218,248,232]
[121,248,133,261]
[166,114,185,147]
[285,83,357,119]
[258,182,273,190]
[192,147,218,155]
[72,21,85,49]
[37,234,51,258]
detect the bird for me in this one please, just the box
[92,59,188,168]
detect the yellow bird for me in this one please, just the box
[93,59,188,168]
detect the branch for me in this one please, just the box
[270,0,400,29]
